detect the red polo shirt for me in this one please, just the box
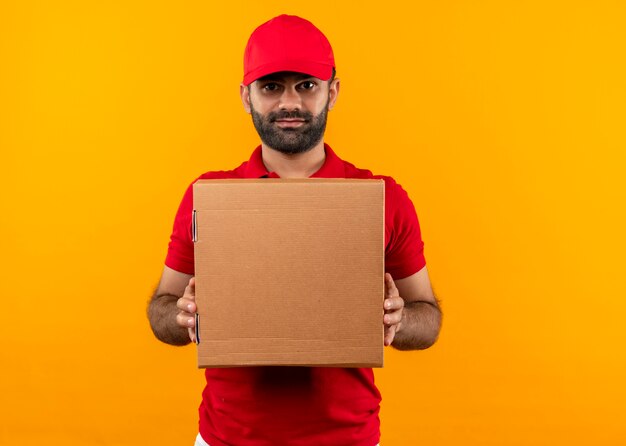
[165,144,426,446]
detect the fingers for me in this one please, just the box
[384,295,403,312]
[384,273,402,346]
[384,275,403,320]
[176,309,195,329]
[176,277,197,330]
[177,296,196,313]
[184,277,196,301]
[383,299,403,347]
[384,274,401,316]
[384,290,404,325]
[384,324,397,346]
[385,273,399,297]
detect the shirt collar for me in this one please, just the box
[243,143,346,178]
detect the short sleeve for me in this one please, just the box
[164,182,195,275]
[384,179,426,279]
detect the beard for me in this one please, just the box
[250,101,329,155]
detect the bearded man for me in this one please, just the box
[148,14,442,446]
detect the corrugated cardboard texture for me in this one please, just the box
[193,179,384,368]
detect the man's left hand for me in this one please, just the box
[383,273,404,346]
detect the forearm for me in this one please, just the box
[147,294,191,346]
[392,301,441,350]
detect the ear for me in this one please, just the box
[240,83,251,114]
[327,78,340,111]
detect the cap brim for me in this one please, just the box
[244,60,333,85]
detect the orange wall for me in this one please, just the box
[1,1,625,445]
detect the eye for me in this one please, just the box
[299,80,316,90]
[262,82,280,92]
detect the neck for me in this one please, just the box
[260,140,326,178]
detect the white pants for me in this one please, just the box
[195,433,379,446]
[195,433,210,446]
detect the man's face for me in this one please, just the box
[242,72,339,155]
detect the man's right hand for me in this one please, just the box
[176,277,197,343]
[148,266,195,345]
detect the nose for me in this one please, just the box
[278,86,302,111]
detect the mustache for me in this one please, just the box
[268,110,313,122]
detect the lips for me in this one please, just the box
[274,119,306,128]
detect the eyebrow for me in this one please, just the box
[256,72,316,82]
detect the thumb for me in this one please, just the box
[186,277,196,299]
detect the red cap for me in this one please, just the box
[243,15,335,85]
